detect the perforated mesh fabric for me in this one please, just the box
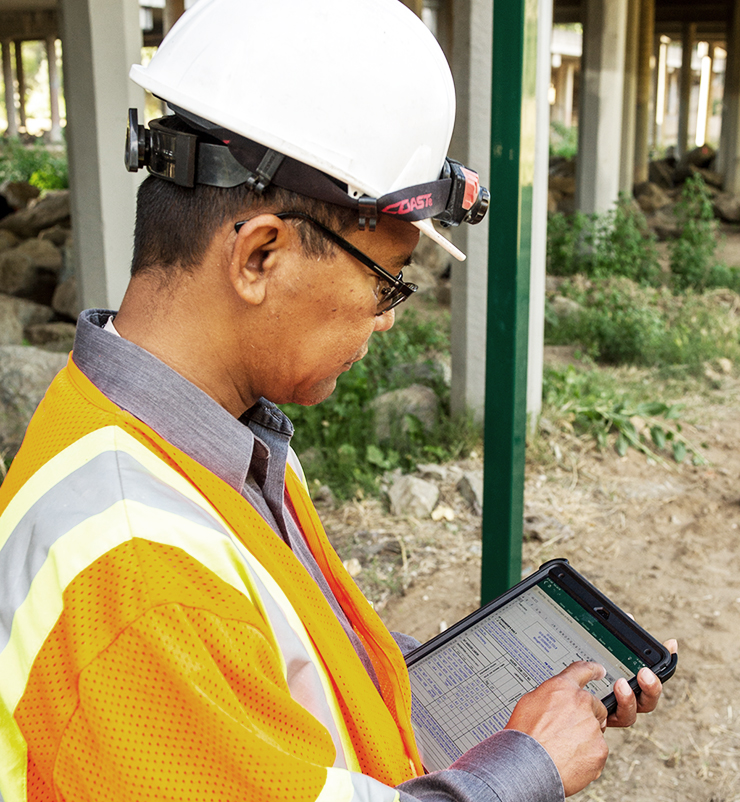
[4,358,422,798]
[16,540,334,801]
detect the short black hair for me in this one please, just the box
[131,176,358,278]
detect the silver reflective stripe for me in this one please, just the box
[0,429,353,771]
[241,559,349,769]
[316,767,401,802]
[0,449,232,650]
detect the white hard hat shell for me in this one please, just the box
[130,0,456,201]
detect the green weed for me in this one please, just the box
[547,277,740,370]
[547,196,660,285]
[670,174,719,291]
[542,364,708,465]
[549,122,579,160]
[0,137,68,190]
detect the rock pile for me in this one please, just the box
[548,144,740,239]
[0,183,78,463]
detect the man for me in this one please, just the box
[0,1,672,800]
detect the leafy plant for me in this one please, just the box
[548,276,740,370]
[0,137,68,190]
[547,196,660,286]
[670,174,718,291]
[549,122,579,160]
[542,365,708,465]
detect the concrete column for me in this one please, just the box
[526,0,553,430]
[46,36,62,144]
[562,60,575,127]
[677,22,696,158]
[634,0,655,183]
[576,0,628,214]
[163,0,186,34]
[695,43,714,147]
[620,0,640,193]
[59,0,145,309]
[448,0,492,422]
[14,41,26,131]
[2,40,17,138]
[654,36,669,149]
[719,1,740,183]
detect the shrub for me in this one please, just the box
[547,196,660,286]
[547,276,740,370]
[549,122,578,160]
[0,137,68,190]
[670,174,718,291]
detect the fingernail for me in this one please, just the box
[639,668,657,685]
[616,678,630,694]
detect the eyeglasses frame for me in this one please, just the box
[234,210,418,315]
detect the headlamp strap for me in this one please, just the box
[358,198,378,231]
[246,149,285,194]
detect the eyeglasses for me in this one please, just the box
[234,211,417,315]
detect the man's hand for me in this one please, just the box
[607,638,677,728]
[504,662,609,796]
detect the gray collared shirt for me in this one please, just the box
[73,309,382,687]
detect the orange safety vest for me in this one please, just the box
[0,356,423,802]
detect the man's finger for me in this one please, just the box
[559,661,607,688]
[607,677,638,727]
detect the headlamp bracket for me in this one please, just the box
[358,198,378,231]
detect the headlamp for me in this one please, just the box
[125,109,489,230]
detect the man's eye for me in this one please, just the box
[379,284,393,298]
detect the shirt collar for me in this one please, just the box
[72,309,294,493]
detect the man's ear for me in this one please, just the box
[228,214,288,306]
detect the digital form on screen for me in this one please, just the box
[407,578,646,772]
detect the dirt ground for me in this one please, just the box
[322,362,740,801]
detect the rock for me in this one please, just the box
[634,181,671,213]
[342,557,362,577]
[547,189,560,214]
[0,345,67,459]
[389,359,450,389]
[39,224,72,247]
[648,208,680,240]
[457,470,483,513]
[648,159,675,189]
[51,275,80,320]
[678,144,716,170]
[549,294,582,319]
[25,322,77,352]
[549,174,576,196]
[388,474,440,518]
[0,191,70,239]
[713,193,740,223]
[0,230,18,254]
[0,180,40,210]
[698,168,723,189]
[549,157,576,177]
[0,294,54,345]
[370,384,439,441]
[10,296,55,328]
[417,463,448,481]
[431,504,455,522]
[14,238,63,271]
[0,297,24,345]
[0,250,57,304]
[718,357,733,374]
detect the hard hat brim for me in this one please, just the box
[412,220,466,262]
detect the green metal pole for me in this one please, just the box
[481,0,538,604]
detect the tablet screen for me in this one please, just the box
[407,577,647,771]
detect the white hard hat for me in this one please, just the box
[129,0,487,259]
